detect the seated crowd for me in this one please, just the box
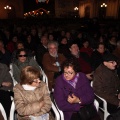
[0,21,120,120]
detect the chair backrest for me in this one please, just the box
[51,102,61,120]
[0,103,7,120]
[53,100,64,120]
[9,63,18,86]
[91,81,110,120]
[95,93,110,120]
[9,101,16,120]
[94,99,99,112]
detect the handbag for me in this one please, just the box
[78,104,97,120]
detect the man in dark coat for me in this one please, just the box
[93,53,120,113]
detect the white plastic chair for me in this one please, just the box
[94,99,99,112]
[9,101,16,120]
[91,81,110,120]
[95,93,110,120]
[0,103,7,120]
[54,100,64,120]
[51,102,61,120]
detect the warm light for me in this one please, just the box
[101,3,107,7]
[74,7,78,11]
[4,5,12,10]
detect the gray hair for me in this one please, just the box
[47,40,59,48]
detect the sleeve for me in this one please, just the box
[53,78,80,112]
[39,85,52,114]
[42,54,59,72]
[13,87,42,116]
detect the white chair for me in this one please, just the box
[9,64,18,86]
[91,81,110,120]
[95,93,110,120]
[54,100,64,120]
[9,101,16,120]
[52,102,61,120]
[94,99,99,112]
[0,103,7,120]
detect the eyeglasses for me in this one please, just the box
[108,61,116,64]
[64,71,74,75]
[18,55,27,57]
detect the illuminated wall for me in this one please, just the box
[0,0,23,19]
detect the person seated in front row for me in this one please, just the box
[0,62,13,118]
[93,53,120,113]
[11,48,41,83]
[54,59,101,120]
[13,66,52,120]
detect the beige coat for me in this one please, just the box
[13,82,52,120]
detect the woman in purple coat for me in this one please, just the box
[54,59,99,120]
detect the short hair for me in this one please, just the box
[62,58,80,73]
[16,48,27,59]
[20,66,41,85]
[96,42,105,49]
[47,40,59,49]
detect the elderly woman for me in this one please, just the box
[54,59,100,120]
[12,48,41,83]
[13,66,52,120]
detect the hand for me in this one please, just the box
[2,82,12,87]
[39,101,45,108]
[67,94,80,104]
[86,73,93,80]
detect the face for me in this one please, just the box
[41,37,48,46]
[61,38,67,44]
[83,41,89,48]
[64,66,76,80]
[30,78,41,87]
[27,35,31,42]
[97,44,105,54]
[17,43,24,49]
[70,44,79,56]
[18,51,27,62]
[49,35,54,41]
[104,61,117,70]
[12,36,18,42]
[48,44,58,57]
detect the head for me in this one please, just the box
[82,40,89,48]
[16,49,27,63]
[103,53,118,70]
[11,35,18,43]
[20,66,42,87]
[97,43,105,54]
[16,41,24,50]
[60,37,67,45]
[26,34,32,42]
[69,43,79,56]
[48,33,54,41]
[41,36,48,46]
[0,40,4,51]
[48,41,58,57]
[62,59,79,80]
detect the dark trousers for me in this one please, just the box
[0,90,12,118]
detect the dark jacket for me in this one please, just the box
[93,64,120,106]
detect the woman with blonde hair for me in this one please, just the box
[13,66,52,120]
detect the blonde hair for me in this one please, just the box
[20,66,41,85]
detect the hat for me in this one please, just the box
[103,53,118,62]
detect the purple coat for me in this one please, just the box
[53,72,95,120]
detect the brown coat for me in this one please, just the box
[13,82,52,120]
[93,64,120,106]
[0,112,4,120]
[42,53,66,90]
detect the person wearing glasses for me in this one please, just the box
[93,53,120,114]
[12,48,41,83]
[54,59,100,120]
[13,66,52,120]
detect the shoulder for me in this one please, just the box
[55,75,64,85]
[13,84,23,91]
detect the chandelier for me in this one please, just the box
[36,0,49,3]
